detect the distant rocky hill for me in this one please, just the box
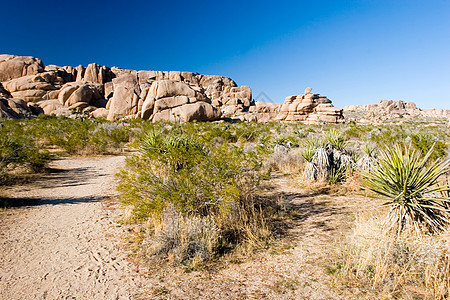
[0,54,343,123]
[344,100,450,124]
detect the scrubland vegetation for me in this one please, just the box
[1,115,449,298]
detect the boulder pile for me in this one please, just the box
[0,54,344,124]
[344,100,450,124]
[242,88,344,124]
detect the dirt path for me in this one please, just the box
[0,156,368,299]
[0,156,150,300]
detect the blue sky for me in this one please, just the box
[2,0,450,108]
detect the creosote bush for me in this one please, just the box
[0,125,51,184]
[118,129,271,264]
[0,115,134,156]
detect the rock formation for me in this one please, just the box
[0,55,44,81]
[241,88,344,124]
[0,54,344,124]
[0,81,40,119]
[344,100,450,124]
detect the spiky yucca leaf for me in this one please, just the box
[361,144,450,235]
[301,144,316,162]
[324,129,348,151]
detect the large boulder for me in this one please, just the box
[0,55,45,81]
[171,102,221,122]
[9,90,48,103]
[0,98,34,119]
[107,73,140,121]
[148,80,197,99]
[82,63,113,83]
[58,82,104,107]
[91,107,109,119]
[39,99,64,115]
[3,71,66,102]
[4,74,55,92]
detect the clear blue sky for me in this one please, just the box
[3,0,450,108]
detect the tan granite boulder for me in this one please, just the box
[82,63,113,83]
[148,80,197,100]
[39,99,64,115]
[58,82,104,107]
[171,102,221,122]
[91,107,109,119]
[0,55,44,81]
[107,73,140,121]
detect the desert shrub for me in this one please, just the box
[265,147,303,173]
[1,116,134,155]
[118,130,271,263]
[324,129,349,151]
[0,127,51,183]
[361,144,450,235]
[45,118,133,154]
[357,143,377,172]
[410,132,448,161]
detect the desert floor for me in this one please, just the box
[0,155,375,299]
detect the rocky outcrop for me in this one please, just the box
[0,54,345,123]
[0,55,44,81]
[422,109,450,119]
[275,88,343,124]
[107,73,140,121]
[134,79,219,122]
[0,82,11,99]
[343,100,449,124]
[238,88,343,124]
[3,71,66,102]
[0,81,41,119]
[0,98,37,119]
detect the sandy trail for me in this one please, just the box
[0,156,148,300]
[0,156,367,299]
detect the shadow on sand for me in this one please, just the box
[0,195,112,208]
[0,163,110,208]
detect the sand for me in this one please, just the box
[0,156,150,299]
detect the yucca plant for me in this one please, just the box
[313,147,330,179]
[361,144,450,235]
[328,164,347,184]
[301,144,317,180]
[324,129,348,151]
[357,143,377,172]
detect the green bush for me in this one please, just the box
[118,130,270,261]
[0,129,51,183]
[410,132,447,161]
[0,116,134,156]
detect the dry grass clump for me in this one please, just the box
[141,206,220,266]
[265,147,304,174]
[330,213,450,299]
